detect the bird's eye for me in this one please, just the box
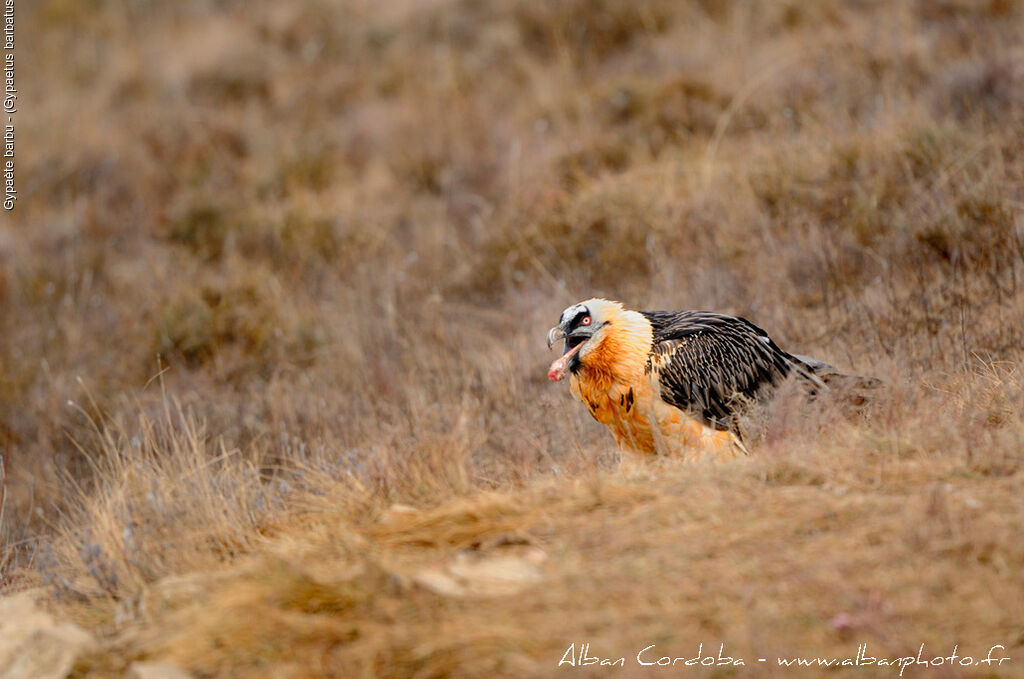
[581,316,592,326]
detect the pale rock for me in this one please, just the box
[413,549,545,597]
[0,589,95,679]
[125,661,194,679]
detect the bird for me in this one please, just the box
[546,298,874,460]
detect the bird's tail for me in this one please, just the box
[789,353,882,405]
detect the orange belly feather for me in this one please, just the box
[570,371,743,461]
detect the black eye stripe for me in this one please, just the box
[561,305,583,324]
[566,307,591,331]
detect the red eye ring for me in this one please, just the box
[581,316,592,325]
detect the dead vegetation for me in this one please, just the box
[1,0,1023,677]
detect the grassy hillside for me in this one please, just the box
[1,1,1023,677]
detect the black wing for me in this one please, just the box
[640,310,817,432]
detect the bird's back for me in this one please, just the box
[639,310,824,434]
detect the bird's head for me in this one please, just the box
[546,298,621,381]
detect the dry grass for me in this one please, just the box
[1,0,1023,677]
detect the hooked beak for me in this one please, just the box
[546,322,589,382]
[547,325,567,350]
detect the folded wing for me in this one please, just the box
[641,311,822,432]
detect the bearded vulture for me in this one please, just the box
[546,298,874,460]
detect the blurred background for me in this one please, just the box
[1,1,1023,676]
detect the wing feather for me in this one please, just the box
[641,310,812,432]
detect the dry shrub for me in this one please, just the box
[187,59,272,106]
[474,179,657,294]
[155,272,306,376]
[166,198,235,260]
[43,397,275,607]
[512,0,676,65]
